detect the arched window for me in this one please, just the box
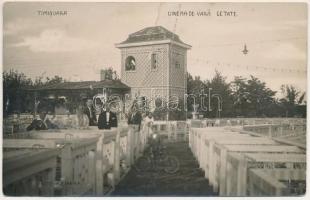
[125,56,136,71]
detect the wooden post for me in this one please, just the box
[237,157,247,196]
[280,125,283,137]
[88,151,95,195]
[47,167,55,196]
[126,127,132,166]
[128,126,135,165]
[201,136,206,173]
[208,140,215,187]
[248,173,255,196]
[204,140,209,179]
[61,145,73,184]
[114,128,120,184]
[268,125,272,137]
[167,122,171,142]
[30,176,37,196]
[95,133,104,195]
[73,155,79,193]
[197,133,201,167]
[226,160,232,196]
[33,92,38,119]
[219,148,227,196]
[136,127,141,157]
[134,125,139,161]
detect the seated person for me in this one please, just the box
[77,104,90,129]
[27,111,59,131]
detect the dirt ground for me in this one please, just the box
[111,141,218,196]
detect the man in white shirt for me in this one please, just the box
[98,104,118,130]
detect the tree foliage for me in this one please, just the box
[205,70,233,117]
[187,70,306,118]
[279,85,306,117]
[3,70,66,115]
[230,76,277,117]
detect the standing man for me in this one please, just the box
[84,99,97,126]
[127,103,142,131]
[98,103,118,129]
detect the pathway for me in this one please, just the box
[111,141,217,196]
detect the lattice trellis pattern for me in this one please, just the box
[170,45,187,91]
[120,43,187,101]
[169,87,186,99]
[103,142,114,165]
[120,136,127,158]
[121,45,168,87]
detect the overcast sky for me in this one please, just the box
[3,2,307,97]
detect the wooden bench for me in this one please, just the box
[3,137,98,196]
[190,127,252,175]
[26,127,141,195]
[248,169,306,196]
[226,152,306,196]
[213,144,303,196]
[3,148,59,196]
[4,129,116,195]
[207,136,277,192]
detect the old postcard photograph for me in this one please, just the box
[1,1,307,197]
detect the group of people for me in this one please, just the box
[27,98,155,131]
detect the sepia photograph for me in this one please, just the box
[1,1,307,197]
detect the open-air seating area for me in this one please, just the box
[2,116,307,197]
[189,118,306,196]
[3,123,146,196]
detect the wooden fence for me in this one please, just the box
[189,126,306,196]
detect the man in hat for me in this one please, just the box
[97,102,118,129]
[127,102,142,131]
[84,99,97,126]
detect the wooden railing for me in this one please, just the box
[189,126,306,196]
[2,124,146,196]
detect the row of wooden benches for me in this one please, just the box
[188,118,306,127]
[3,125,148,196]
[189,126,306,196]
